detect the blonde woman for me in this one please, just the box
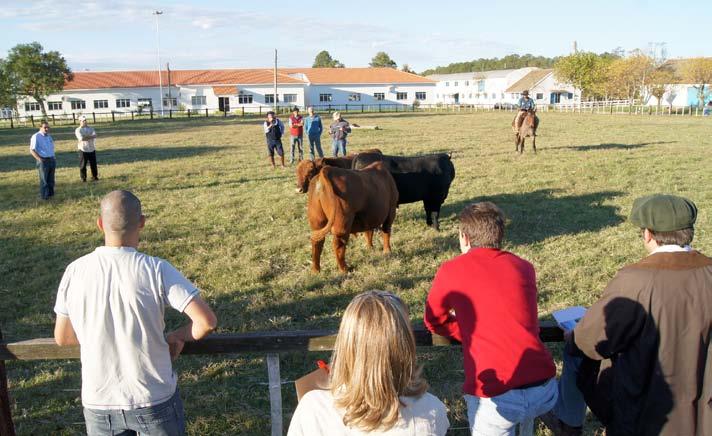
[287,291,449,435]
[328,111,351,157]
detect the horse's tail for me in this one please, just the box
[310,172,337,242]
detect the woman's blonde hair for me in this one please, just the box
[330,290,428,431]
[332,111,341,120]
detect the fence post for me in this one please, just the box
[241,107,245,117]
[92,112,96,123]
[223,109,227,118]
[187,109,191,118]
[131,111,134,121]
[378,104,382,113]
[0,327,17,436]
[205,108,208,118]
[169,109,173,119]
[111,111,115,123]
[51,114,56,125]
[9,117,13,129]
[266,354,283,436]
[30,115,34,127]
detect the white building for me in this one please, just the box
[16,68,436,117]
[428,67,578,106]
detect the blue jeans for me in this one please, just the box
[290,136,303,163]
[36,157,56,199]
[83,389,185,436]
[465,378,558,435]
[332,139,346,157]
[308,135,324,160]
[551,350,588,427]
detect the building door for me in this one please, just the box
[219,97,230,112]
[550,93,561,104]
[453,93,459,104]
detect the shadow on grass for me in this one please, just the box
[430,189,624,245]
[0,145,229,173]
[557,141,672,152]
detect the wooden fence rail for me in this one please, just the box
[0,323,563,435]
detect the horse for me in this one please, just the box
[513,109,539,154]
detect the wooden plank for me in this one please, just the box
[0,328,16,436]
[267,354,282,436]
[0,323,563,361]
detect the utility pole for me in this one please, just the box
[167,62,172,110]
[273,49,278,112]
[153,10,164,116]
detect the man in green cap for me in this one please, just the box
[541,194,712,436]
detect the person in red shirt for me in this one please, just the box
[424,201,557,435]
[288,107,304,164]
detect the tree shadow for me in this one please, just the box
[556,141,672,152]
[0,146,228,173]
[430,189,624,245]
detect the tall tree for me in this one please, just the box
[647,68,676,110]
[606,53,654,102]
[312,50,344,68]
[370,52,397,68]
[0,59,17,110]
[401,63,415,74]
[554,52,611,100]
[5,42,73,118]
[679,57,712,108]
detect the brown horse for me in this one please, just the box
[513,109,539,154]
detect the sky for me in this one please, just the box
[1,0,710,73]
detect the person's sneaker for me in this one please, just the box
[92,177,99,182]
[539,411,583,436]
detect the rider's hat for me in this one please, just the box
[522,90,529,96]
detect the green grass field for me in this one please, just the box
[1,112,711,435]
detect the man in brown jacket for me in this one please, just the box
[542,194,712,436]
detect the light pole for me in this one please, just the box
[153,10,164,116]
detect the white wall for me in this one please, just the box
[17,87,170,117]
[304,83,435,107]
[645,84,695,107]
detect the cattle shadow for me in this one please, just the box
[556,141,672,152]
[0,145,228,173]
[432,189,624,245]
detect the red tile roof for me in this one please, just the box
[506,69,553,93]
[283,67,435,84]
[63,69,303,90]
[212,86,238,95]
[63,68,434,90]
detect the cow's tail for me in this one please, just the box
[310,173,337,242]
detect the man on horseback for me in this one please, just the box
[513,90,536,131]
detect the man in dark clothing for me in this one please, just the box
[542,194,712,436]
[263,111,285,169]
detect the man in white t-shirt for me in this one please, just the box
[74,115,99,182]
[54,190,217,435]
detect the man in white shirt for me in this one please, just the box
[54,190,217,435]
[29,121,56,200]
[75,115,99,182]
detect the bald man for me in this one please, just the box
[54,190,217,435]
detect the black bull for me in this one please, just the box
[352,153,456,230]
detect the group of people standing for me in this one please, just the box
[28,116,99,200]
[263,106,351,169]
[50,188,711,435]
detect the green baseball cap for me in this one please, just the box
[629,194,697,231]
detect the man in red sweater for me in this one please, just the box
[425,201,557,435]
[288,107,304,164]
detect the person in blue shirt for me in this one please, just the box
[514,90,537,130]
[304,107,324,160]
[29,121,57,200]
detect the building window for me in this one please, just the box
[25,102,41,112]
[454,82,458,87]
[348,93,361,102]
[483,94,487,99]
[238,93,253,104]
[137,98,152,107]
[568,92,574,99]
[396,92,408,100]
[465,81,469,86]
[374,92,385,101]
[71,100,86,110]
[536,93,544,100]
[477,80,485,92]
[48,101,62,111]
[190,96,206,106]
[501,93,505,99]
[265,94,279,103]
[283,94,297,103]
[492,93,496,99]
[468,93,472,99]
[116,99,131,108]
[445,82,449,87]
[93,100,109,109]
[415,91,426,100]
[163,98,177,108]
[319,93,332,102]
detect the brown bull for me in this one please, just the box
[307,161,398,273]
[294,148,382,193]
